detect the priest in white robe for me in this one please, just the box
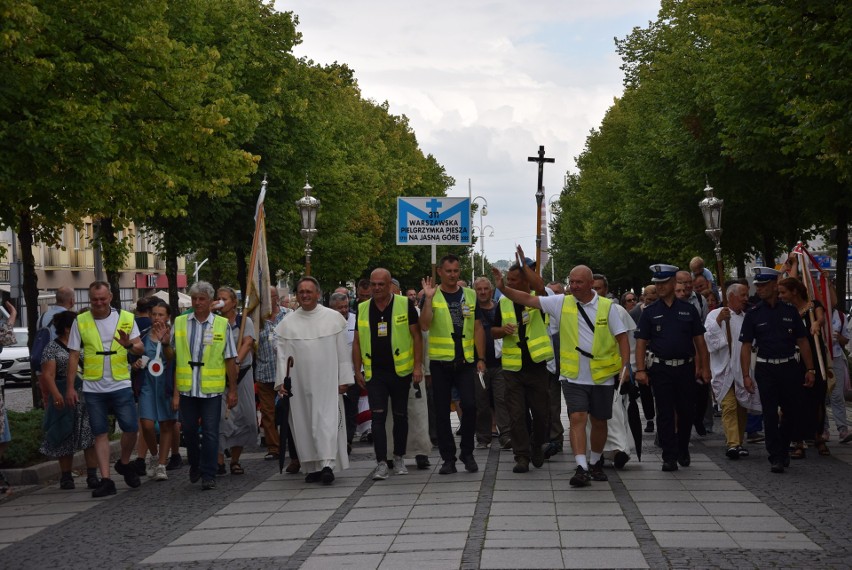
[275,276,354,485]
[704,282,761,460]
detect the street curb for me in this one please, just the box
[1,440,123,485]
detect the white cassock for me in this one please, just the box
[275,305,354,475]
[704,308,762,411]
[586,303,636,459]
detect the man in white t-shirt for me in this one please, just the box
[66,281,144,497]
[493,260,629,488]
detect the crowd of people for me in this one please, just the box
[0,248,850,496]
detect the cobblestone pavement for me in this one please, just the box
[2,395,852,569]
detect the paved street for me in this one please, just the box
[2,395,852,569]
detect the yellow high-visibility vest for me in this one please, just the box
[559,296,622,383]
[428,287,476,362]
[76,310,135,381]
[174,314,229,394]
[498,296,553,371]
[357,295,414,380]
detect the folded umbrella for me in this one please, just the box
[278,356,294,474]
[620,365,643,462]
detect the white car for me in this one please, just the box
[0,328,31,385]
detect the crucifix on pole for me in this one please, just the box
[528,145,555,272]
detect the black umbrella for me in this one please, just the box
[620,365,643,462]
[278,356,294,474]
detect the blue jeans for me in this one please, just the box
[180,395,222,481]
[85,387,138,436]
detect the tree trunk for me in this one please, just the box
[165,234,180,318]
[235,246,247,299]
[18,212,43,409]
[835,204,848,310]
[99,217,122,309]
[735,255,745,279]
[762,233,775,270]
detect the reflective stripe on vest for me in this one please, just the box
[76,310,135,381]
[498,296,554,372]
[174,314,229,394]
[559,296,622,383]
[357,295,414,381]
[428,287,476,362]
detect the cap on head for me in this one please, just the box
[523,257,536,269]
[751,266,780,284]
[649,264,679,283]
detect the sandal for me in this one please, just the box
[230,462,245,475]
[816,442,831,456]
[790,445,806,460]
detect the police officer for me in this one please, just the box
[739,267,816,474]
[635,264,711,472]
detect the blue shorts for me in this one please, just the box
[85,388,139,436]
[0,411,10,444]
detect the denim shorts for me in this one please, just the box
[85,388,139,435]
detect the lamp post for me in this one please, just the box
[547,195,560,282]
[698,178,725,299]
[471,195,488,280]
[296,177,320,276]
[472,223,495,276]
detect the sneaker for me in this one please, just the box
[132,457,147,476]
[543,441,562,459]
[115,460,141,488]
[201,479,216,490]
[60,474,75,490]
[263,452,279,461]
[613,451,629,469]
[569,466,591,487]
[645,420,654,433]
[770,462,785,474]
[726,446,740,460]
[840,428,852,444]
[372,463,389,480]
[460,454,478,473]
[415,455,431,470]
[86,474,100,489]
[589,460,608,482]
[513,458,529,473]
[154,464,168,481]
[475,441,491,450]
[737,446,749,457]
[320,467,335,485]
[500,440,513,450]
[747,431,765,443]
[189,467,201,483]
[166,454,183,471]
[530,446,544,468]
[392,456,408,475]
[438,460,457,475]
[146,455,159,478]
[92,478,117,498]
[661,461,678,472]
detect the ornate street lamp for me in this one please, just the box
[471,195,489,281]
[698,178,730,341]
[296,177,320,276]
[547,195,560,282]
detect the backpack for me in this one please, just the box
[30,316,54,375]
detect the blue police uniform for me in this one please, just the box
[635,298,705,464]
[739,298,808,466]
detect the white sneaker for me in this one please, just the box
[393,455,408,475]
[146,455,159,478]
[154,464,168,481]
[372,462,389,480]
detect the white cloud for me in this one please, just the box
[276,0,659,267]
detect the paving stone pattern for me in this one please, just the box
[2,405,852,568]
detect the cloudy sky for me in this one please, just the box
[275,1,660,268]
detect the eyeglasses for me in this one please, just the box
[625,298,637,303]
